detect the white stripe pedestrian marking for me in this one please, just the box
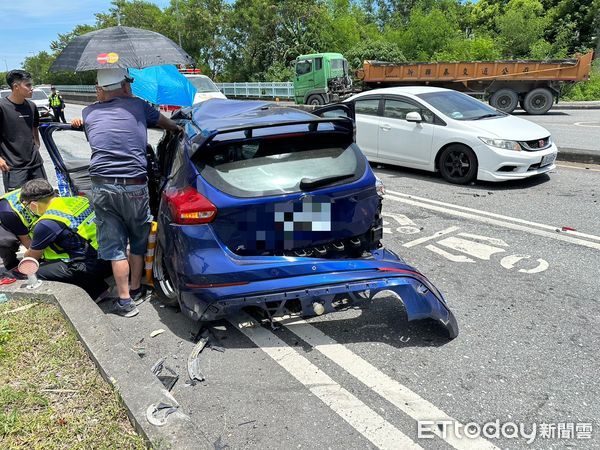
[386,193,600,251]
[231,313,422,450]
[403,227,460,248]
[281,317,499,450]
[387,190,600,243]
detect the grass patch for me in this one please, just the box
[0,299,146,449]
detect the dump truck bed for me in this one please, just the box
[358,51,594,86]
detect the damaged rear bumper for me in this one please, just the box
[177,250,459,339]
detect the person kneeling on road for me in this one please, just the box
[0,187,38,270]
[19,180,116,306]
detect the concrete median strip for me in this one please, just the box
[1,281,210,449]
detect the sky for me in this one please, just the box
[0,0,171,71]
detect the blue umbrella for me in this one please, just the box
[129,64,196,107]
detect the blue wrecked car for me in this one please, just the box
[40,99,458,338]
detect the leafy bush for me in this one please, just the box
[563,60,600,101]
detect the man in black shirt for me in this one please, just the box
[0,70,47,193]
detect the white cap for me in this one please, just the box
[97,68,131,91]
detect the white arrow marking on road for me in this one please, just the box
[437,236,507,260]
[280,317,499,450]
[500,254,549,273]
[403,226,460,248]
[386,192,600,251]
[426,244,476,262]
[231,313,422,450]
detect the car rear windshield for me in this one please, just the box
[416,91,503,120]
[31,90,47,100]
[194,133,363,198]
[186,76,220,93]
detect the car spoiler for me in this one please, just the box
[189,117,354,157]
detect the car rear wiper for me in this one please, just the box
[299,173,354,190]
[472,113,500,120]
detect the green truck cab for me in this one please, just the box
[294,52,353,105]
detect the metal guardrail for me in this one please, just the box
[55,85,96,93]
[215,82,294,99]
[54,82,296,100]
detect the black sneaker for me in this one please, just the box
[111,299,139,317]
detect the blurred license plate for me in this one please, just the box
[540,153,556,167]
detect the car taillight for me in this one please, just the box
[163,187,217,224]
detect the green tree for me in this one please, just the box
[22,52,54,85]
[495,0,549,57]
[345,39,406,69]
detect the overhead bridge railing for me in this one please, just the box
[215,82,294,100]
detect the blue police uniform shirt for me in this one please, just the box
[30,219,96,260]
[82,96,160,179]
[0,199,29,235]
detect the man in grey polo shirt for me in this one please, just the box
[73,68,181,317]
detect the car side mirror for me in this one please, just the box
[406,112,423,123]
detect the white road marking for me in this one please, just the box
[437,236,506,260]
[500,254,549,273]
[574,121,600,128]
[456,233,508,247]
[426,244,475,263]
[231,313,422,450]
[281,317,499,450]
[386,191,600,250]
[382,212,422,234]
[403,226,460,248]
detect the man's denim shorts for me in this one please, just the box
[90,183,152,260]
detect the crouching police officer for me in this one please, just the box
[20,180,113,303]
[0,187,37,270]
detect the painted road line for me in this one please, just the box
[556,163,600,172]
[387,190,600,243]
[230,313,422,450]
[386,193,600,251]
[281,317,498,450]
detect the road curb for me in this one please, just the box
[557,149,600,165]
[1,281,210,449]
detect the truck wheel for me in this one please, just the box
[307,95,324,106]
[438,144,478,185]
[489,89,518,113]
[523,88,553,115]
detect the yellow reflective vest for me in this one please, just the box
[49,93,63,108]
[37,196,98,261]
[0,189,37,233]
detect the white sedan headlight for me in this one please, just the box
[479,137,521,151]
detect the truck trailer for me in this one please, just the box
[294,51,594,114]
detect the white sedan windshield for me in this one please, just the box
[417,91,504,120]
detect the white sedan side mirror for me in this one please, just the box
[406,112,423,123]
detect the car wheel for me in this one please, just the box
[489,89,518,113]
[153,242,179,307]
[438,145,478,184]
[307,95,324,106]
[522,88,553,115]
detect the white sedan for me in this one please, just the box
[345,86,558,184]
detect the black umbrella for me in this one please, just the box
[50,26,194,72]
